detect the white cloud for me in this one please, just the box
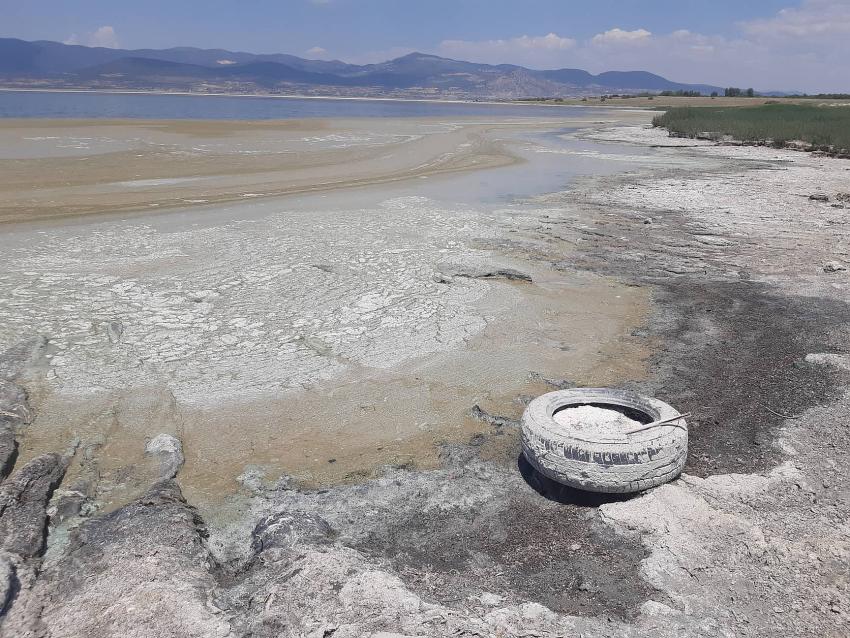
[89,26,119,48]
[306,46,329,58]
[64,25,119,49]
[591,28,652,46]
[741,0,850,38]
[510,33,576,50]
[437,33,576,67]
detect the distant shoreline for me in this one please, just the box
[8,88,842,112]
[0,86,590,109]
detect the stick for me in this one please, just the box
[623,412,691,435]
[757,403,803,420]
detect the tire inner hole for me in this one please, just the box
[552,402,654,425]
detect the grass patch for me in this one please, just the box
[652,104,850,150]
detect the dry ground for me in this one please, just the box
[1,116,848,637]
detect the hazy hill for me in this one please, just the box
[0,37,723,98]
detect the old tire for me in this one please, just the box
[521,388,687,494]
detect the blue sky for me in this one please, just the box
[2,1,848,91]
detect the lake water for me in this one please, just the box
[0,90,594,120]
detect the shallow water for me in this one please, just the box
[0,90,602,120]
[411,127,652,205]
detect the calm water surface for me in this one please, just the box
[0,90,597,120]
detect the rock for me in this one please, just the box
[0,336,49,381]
[785,140,811,151]
[106,320,124,344]
[823,261,847,273]
[0,381,31,478]
[442,265,533,283]
[804,353,850,371]
[0,379,27,481]
[837,192,850,203]
[250,511,334,554]
[474,268,532,282]
[479,592,503,607]
[144,433,185,480]
[0,380,33,426]
[11,480,232,638]
[0,427,15,481]
[53,489,89,522]
[469,404,520,429]
[0,380,34,480]
[809,194,830,202]
[528,371,575,390]
[236,466,269,493]
[0,453,68,559]
[0,553,15,615]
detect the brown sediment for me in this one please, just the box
[0,120,509,225]
[175,268,650,505]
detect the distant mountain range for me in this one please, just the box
[0,37,723,99]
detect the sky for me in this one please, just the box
[2,0,849,92]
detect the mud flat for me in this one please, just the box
[0,113,653,507]
[1,112,849,636]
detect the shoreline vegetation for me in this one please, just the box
[516,94,850,108]
[652,104,850,157]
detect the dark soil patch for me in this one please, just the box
[540,177,850,478]
[353,464,660,620]
[647,281,850,476]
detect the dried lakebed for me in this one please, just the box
[0,114,652,506]
[1,116,849,636]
